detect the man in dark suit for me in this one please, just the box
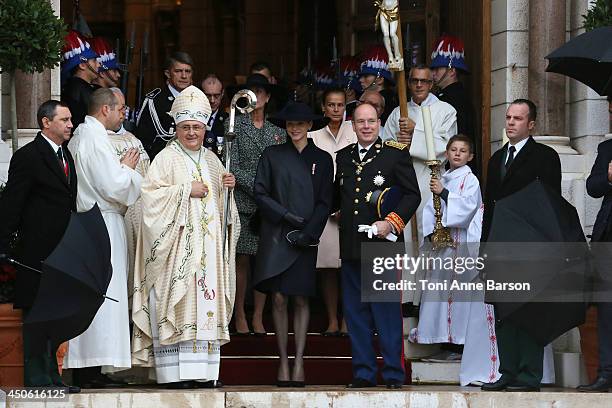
[202,74,229,160]
[334,103,421,389]
[135,51,194,160]
[0,100,80,393]
[481,99,561,392]
[578,95,612,392]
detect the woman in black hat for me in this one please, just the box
[229,73,286,336]
[253,102,334,387]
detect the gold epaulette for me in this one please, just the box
[384,140,408,150]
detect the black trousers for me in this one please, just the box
[597,303,612,378]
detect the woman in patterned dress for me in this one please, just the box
[230,74,286,334]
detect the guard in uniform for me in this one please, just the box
[61,30,100,129]
[430,35,478,176]
[334,103,420,388]
[135,51,194,159]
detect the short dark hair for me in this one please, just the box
[249,61,272,74]
[322,87,346,104]
[37,100,69,129]
[164,51,194,71]
[88,88,118,115]
[446,134,474,153]
[511,98,537,122]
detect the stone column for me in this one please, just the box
[528,0,566,136]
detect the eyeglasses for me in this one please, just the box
[178,124,205,132]
[408,78,433,85]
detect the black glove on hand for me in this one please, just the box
[283,212,305,228]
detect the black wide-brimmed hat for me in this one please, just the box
[242,73,275,93]
[270,102,329,131]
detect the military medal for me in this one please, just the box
[373,175,385,186]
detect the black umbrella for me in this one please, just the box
[482,180,589,345]
[7,204,115,354]
[545,26,612,96]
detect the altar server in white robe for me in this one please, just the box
[411,135,499,384]
[382,65,457,244]
[65,88,143,373]
[131,85,240,389]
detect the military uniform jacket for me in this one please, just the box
[334,137,421,261]
[205,109,229,160]
[135,85,176,159]
[61,77,98,129]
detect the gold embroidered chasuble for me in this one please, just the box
[131,140,240,367]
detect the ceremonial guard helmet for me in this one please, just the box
[430,34,470,73]
[338,55,362,92]
[61,30,99,79]
[89,37,119,72]
[358,45,394,82]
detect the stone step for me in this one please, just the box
[411,361,461,385]
[7,386,612,408]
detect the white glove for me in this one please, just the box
[357,223,398,242]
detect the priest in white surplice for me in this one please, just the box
[131,85,239,389]
[65,88,143,377]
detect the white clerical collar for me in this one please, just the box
[409,93,439,108]
[167,83,180,97]
[41,132,62,152]
[84,115,107,133]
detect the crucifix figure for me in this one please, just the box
[374,0,403,70]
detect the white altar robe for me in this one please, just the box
[382,93,457,243]
[65,115,143,372]
[415,165,483,345]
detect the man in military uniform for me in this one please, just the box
[61,30,101,130]
[135,51,194,159]
[334,103,420,389]
[430,35,478,176]
[202,74,228,159]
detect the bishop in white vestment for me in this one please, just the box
[65,89,143,372]
[131,86,239,387]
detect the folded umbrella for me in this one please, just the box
[482,180,590,345]
[545,26,612,96]
[7,204,115,354]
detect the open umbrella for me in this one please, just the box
[482,180,590,345]
[545,26,612,96]
[6,204,115,354]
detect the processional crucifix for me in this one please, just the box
[374,0,454,249]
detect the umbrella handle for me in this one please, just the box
[5,257,42,274]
